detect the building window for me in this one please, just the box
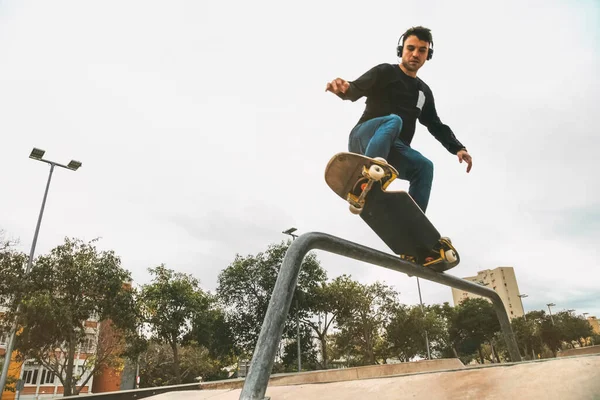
[23,368,39,385]
[81,333,96,353]
[40,369,55,385]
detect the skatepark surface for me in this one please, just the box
[148,353,600,400]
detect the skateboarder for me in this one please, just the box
[325,26,472,213]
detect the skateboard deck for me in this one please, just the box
[324,152,459,272]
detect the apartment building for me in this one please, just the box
[0,315,99,400]
[451,266,525,319]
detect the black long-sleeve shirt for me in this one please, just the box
[338,63,466,155]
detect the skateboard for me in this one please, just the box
[324,152,459,272]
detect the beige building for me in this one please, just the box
[451,266,525,319]
[587,316,599,334]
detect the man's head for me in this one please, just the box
[397,26,433,75]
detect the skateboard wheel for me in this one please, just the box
[367,165,385,181]
[445,250,457,263]
[373,157,387,164]
[349,204,362,214]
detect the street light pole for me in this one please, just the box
[547,303,556,325]
[416,277,430,360]
[282,227,301,372]
[0,148,82,398]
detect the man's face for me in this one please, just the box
[401,35,430,72]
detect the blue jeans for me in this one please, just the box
[348,114,434,212]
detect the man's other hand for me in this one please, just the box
[325,78,349,95]
[457,149,473,173]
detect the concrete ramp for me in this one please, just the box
[149,354,600,400]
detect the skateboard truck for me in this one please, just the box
[346,157,397,215]
[422,237,459,269]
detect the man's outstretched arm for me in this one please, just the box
[325,64,385,102]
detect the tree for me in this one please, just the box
[139,264,210,384]
[425,303,462,360]
[216,241,327,355]
[0,230,27,318]
[510,316,536,359]
[11,237,137,397]
[333,280,397,366]
[279,324,320,372]
[187,305,236,359]
[452,298,501,363]
[539,317,562,356]
[384,303,444,362]
[139,340,226,388]
[555,311,594,348]
[302,275,365,369]
[185,299,239,380]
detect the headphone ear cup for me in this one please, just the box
[427,48,433,60]
[397,45,403,58]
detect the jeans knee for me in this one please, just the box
[384,114,403,132]
[420,158,434,181]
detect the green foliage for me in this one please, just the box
[139,340,228,388]
[383,303,444,362]
[0,233,27,321]
[279,325,319,372]
[555,311,594,346]
[216,241,327,355]
[11,237,137,397]
[332,280,397,366]
[303,274,377,368]
[140,264,208,345]
[424,303,461,359]
[139,264,212,384]
[450,298,501,363]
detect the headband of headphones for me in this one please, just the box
[396,34,434,60]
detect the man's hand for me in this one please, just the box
[457,149,473,173]
[325,78,349,95]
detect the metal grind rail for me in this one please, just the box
[239,232,521,400]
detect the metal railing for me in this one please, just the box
[239,232,521,400]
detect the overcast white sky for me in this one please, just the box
[1,1,598,320]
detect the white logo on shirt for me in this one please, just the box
[416,90,426,110]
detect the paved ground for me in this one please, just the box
[149,354,600,400]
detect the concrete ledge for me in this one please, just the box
[200,358,463,390]
[557,344,600,357]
